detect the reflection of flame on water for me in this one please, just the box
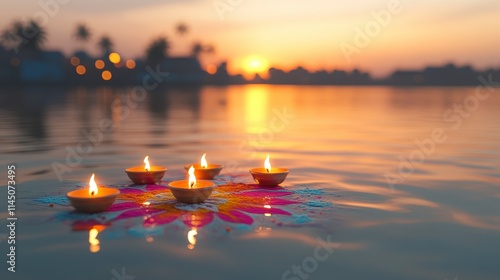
[256,226,272,237]
[145,236,154,243]
[201,153,208,168]
[144,156,150,171]
[89,228,100,253]
[264,204,272,217]
[187,228,197,250]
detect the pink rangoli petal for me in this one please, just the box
[144,211,182,227]
[145,184,169,192]
[217,210,253,225]
[119,188,144,195]
[267,197,300,205]
[107,202,142,212]
[238,190,294,197]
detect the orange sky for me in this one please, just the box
[1,0,499,78]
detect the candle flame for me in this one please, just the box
[264,154,271,173]
[201,153,208,168]
[89,173,98,196]
[89,228,100,253]
[188,165,196,188]
[187,228,197,250]
[144,156,150,171]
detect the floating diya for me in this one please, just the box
[168,165,216,204]
[125,156,167,184]
[184,153,223,179]
[249,154,289,186]
[66,174,120,213]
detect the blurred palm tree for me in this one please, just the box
[22,20,46,52]
[175,23,188,37]
[191,42,203,58]
[74,23,91,44]
[97,35,113,56]
[145,37,170,65]
[0,20,46,53]
[191,41,215,58]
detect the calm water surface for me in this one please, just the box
[0,85,499,280]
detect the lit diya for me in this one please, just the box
[67,174,119,213]
[168,165,216,204]
[184,153,223,179]
[249,154,289,186]
[125,156,167,184]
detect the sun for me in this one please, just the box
[243,55,269,79]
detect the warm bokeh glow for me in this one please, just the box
[243,56,269,79]
[108,52,121,64]
[102,70,112,81]
[76,65,86,75]
[89,173,98,196]
[144,156,150,171]
[264,154,271,173]
[95,60,105,69]
[188,165,196,188]
[125,59,136,69]
[201,153,207,168]
[206,64,217,74]
[70,56,80,66]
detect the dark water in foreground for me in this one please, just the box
[0,85,499,280]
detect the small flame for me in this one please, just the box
[89,228,100,253]
[188,165,196,188]
[89,174,98,196]
[187,228,197,250]
[201,153,208,168]
[144,156,150,171]
[264,154,271,173]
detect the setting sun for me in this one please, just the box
[243,56,269,80]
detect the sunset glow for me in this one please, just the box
[243,56,269,79]
[0,0,498,77]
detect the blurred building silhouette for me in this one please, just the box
[0,48,498,86]
[267,67,372,85]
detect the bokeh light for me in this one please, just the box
[102,70,112,81]
[206,64,217,74]
[76,65,86,75]
[70,57,80,66]
[108,53,121,64]
[10,57,20,67]
[125,59,136,69]
[95,60,105,69]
